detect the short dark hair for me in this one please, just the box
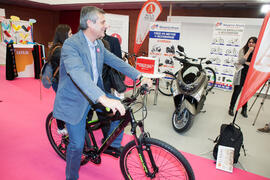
[79,6,105,30]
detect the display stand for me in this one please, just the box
[142,73,165,105]
[135,56,164,105]
[249,80,270,126]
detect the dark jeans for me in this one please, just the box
[229,84,247,111]
[52,81,65,130]
[87,110,110,138]
[65,93,123,180]
[229,68,248,111]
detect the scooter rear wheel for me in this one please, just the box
[172,109,193,133]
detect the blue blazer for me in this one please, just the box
[53,30,140,125]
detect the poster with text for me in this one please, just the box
[148,21,181,74]
[105,13,129,54]
[209,22,245,90]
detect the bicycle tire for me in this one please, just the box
[158,71,177,96]
[120,138,195,180]
[45,112,89,165]
[204,67,216,93]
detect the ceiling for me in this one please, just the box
[0,0,269,10]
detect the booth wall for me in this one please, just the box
[0,3,60,54]
[0,4,263,56]
[60,6,262,55]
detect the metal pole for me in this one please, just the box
[154,78,159,105]
[232,110,238,125]
[248,81,267,112]
[252,82,270,126]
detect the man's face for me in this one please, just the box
[90,13,107,39]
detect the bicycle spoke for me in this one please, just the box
[121,139,192,180]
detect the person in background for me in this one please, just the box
[103,32,122,58]
[228,37,257,118]
[47,24,72,135]
[101,34,125,156]
[52,6,152,180]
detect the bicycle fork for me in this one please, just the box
[132,122,159,179]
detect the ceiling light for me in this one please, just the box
[261,4,270,14]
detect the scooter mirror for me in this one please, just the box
[205,60,212,64]
[177,45,184,52]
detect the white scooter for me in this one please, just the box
[171,46,216,133]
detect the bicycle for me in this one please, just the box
[158,45,216,96]
[46,85,195,179]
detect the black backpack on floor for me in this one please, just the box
[213,123,246,164]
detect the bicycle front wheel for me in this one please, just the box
[45,112,89,165]
[158,71,177,96]
[120,138,195,180]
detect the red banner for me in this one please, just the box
[133,0,162,55]
[237,11,270,110]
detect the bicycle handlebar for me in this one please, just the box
[173,51,212,71]
[91,84,149,117]
[122,50,137,58]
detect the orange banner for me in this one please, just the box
[133,0,162,55]
[237,11,270,110]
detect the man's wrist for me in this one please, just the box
[137,74,143,81]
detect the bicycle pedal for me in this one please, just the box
[90,156,101,164]
[85,150,101,164]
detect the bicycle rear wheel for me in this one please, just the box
[120,138,194,180]
[204,67,216,93]
[158,71,177,96]
[45,112,89,165]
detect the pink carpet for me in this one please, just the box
[0,66,269,180]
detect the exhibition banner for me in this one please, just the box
[209,22,245,90]
[133,0,162,55]
[148,21,181,74]
[237,11,270,111]
[105,13,129,53]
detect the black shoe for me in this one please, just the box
[241,110,248,118]
[103,146,123,158]
[228,109,234,116]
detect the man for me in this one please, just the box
[53,6,151,180]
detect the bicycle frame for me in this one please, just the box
[88,109,133,155]
[86,107,159,178]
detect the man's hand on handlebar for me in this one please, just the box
[98,95,126,116]
[137,74,153,89]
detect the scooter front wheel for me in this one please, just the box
[172,109,193,133]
